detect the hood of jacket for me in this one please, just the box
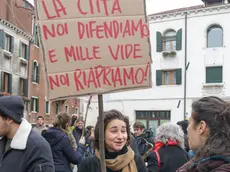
[42,127,65,147]
[177,155,230,172]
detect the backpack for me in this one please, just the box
[153,149,161,169]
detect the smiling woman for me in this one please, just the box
[78,109,148,172]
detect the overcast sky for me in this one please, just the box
[29,0,203,14]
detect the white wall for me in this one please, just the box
[82,5,230,128]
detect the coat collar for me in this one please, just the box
[0,118,32,150]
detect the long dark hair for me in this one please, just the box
[94,109,131,150]
[192,96,230,160]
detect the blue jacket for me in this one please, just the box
[0,119,54,172]
[72,127,93,157]
[42,127,85,172]
[72,127,84,144]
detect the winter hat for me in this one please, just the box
[0,96,24,124]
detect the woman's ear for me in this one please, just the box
[198,120,208,135]
[66,123,69,129]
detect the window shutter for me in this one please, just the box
[33,24,36,36]
[176,29,182,51]
[55,103,59,114]
[19,41,22,57]
[32,62,35,82]
[26,44,29,60]
[46,101,49,114]
[10,36,14,53]
[0,30,6,49]
[206,67,222,83]
[36,98,39,112]
[0,71,4,92]
[156,70,162,86]
[176,68,182,85]
[23,79,28,97]
[156,32,163,52]
[8,73,12,94]
[30,98,34,111]
[36,64,40,83]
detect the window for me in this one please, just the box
[0,30,14,53]
[32,61,40,83]
[136,110,171,131]
[162,70,176,85]
[207,25,223,48]
[31,97,39,112]
[65,105,69,113]
[156,69,182,86]
[33,24,40,47]
[0,71,12,94]
[156,29,182,52]
[5,34,11,52]
[206,66,222,83]
[24,1,30,8]
[205,0,224,6]
[75,107,79,114]
[45,101,50,114]
[19,78,28,97]
[19,41,29,60]
[20,63,27,77]
[55,102,59,114]
[163,30,176,51]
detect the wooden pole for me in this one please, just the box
[98,94,106,172]
[82,96,92,137]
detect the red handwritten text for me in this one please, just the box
[77,0,122,16]
[41,0,67,19]
[73,64,150,91]
[43,23,68,40]
[48,49,58,63]
[108,44,142,60]
[64,45,101,62]
[77,19,149,39]
[49,73,70,90]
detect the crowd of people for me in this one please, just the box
[0,95,230,171]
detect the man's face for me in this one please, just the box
[134,127,144,137]
[0,115,9,137]
[76,121,84,129]
[37,117,44,126]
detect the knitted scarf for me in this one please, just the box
[95,146,137,172]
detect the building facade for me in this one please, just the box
[0,0,33,118]
[0,0,82,124]
[28,14,82,124]
[83,0,230,131]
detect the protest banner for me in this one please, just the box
[34,0,152,101]
[35,1,151,171]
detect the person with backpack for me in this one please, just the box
[42,112,85,172]
[133,122,154,162]
[147,122,189,172]
[177,120,190,152]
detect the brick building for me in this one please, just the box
[0,0,33,118]
[0,0,81,124]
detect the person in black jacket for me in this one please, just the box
[78,109,148,172]
[177,120,190,152]
[147,122,189,172]
[42,112,86,172]
[0,96,54,172]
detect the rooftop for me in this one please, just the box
[148,2,229,17]
[149,5,204,16]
